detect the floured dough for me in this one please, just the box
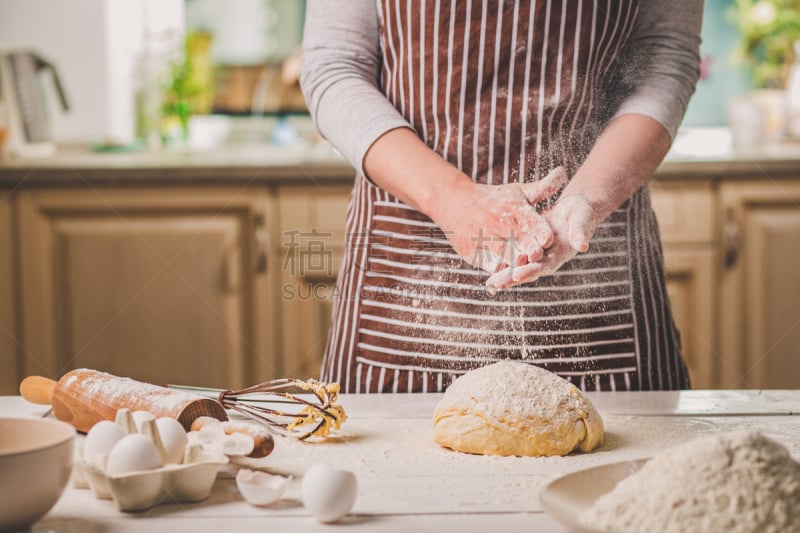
[433,361,604,457]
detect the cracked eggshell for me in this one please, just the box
[189,426,254,457]
[105,434,162,476]
[301,463,357,523]
[220,432,255,456]
[236,469,291,507]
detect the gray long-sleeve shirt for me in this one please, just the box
[301,0,703,177]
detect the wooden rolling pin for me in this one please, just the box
[20,369,228,433]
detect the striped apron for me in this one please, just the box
[322,0,690,393]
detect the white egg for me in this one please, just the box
[131,410,156,432]
[83,420,126,464]
[301,463,357,523]
[155,417,188,464]
[106,434,162,475]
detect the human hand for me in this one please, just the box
[431,167,567,273]
[485,193,601,289]
[430,167,568,272]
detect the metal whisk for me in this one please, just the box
[168,378,347,440]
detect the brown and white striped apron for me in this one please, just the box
[322,0,690,392]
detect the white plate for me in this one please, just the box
[539,458,649,532]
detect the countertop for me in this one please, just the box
[0,142,355,186]
[2,390,799,532]
[2,126,800,187]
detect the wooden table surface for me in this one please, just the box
[3,390,799,533]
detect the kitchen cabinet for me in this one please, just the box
[650,182,718,389]
[0,194,18,394]
[718,180,800,389]
[15,188,279,390]
[277,185,350,380]
[2,146,799,391]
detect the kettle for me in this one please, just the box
[0,50,69,158]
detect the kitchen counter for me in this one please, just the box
[0,142,355,186]
[2,391,799,532]
[2,130,800,187]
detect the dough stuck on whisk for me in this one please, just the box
[433,361,604,457]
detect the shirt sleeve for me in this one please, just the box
[300,0,413,176]
[609,0,703,139]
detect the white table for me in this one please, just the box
[3,391,799,533]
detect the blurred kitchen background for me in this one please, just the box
[0,0,798,394]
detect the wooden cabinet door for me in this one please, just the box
[719,181,800,389]
[663,249,717,389]
[651,182,718,389]
[0,194,19,394]
[278,186,350,380]
[16,188,276,390]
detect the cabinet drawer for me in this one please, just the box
[650,183,715,244]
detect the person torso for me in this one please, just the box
[377,0,639,181]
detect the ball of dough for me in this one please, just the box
[433,361,604,457]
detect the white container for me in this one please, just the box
[786,41,800,140]
[0,417,75,531]
[0,0,184,145]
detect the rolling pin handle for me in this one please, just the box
[19,375,57,405]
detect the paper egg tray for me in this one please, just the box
[74,453,228,512]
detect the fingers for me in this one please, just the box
[471,247,503,273]
[568,225,591,253]
[518,166,569,204]
[484,192,602,291]
[515,204,554,249]
[503,203,552,251]
[486,261,546,290]
[486,251,560,290]
[478,209,546,268]
[512,225,543,261]
[485,265,516,290]
[471,235,516,272]
[562,196,596,253]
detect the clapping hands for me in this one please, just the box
[431,166,569,273]
[431,165,601,291]
[485,192,600,290]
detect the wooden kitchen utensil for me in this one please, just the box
[20,369,227,433]
[168,378,347,440]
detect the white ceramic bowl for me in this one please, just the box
[0,417,75,531]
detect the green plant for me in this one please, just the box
[731,0,800,88]
[161,31,214,140]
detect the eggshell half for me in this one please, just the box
[236,469,291,507]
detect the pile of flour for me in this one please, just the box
[581,431,800,533]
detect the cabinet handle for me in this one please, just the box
[723,207,740,269]
[254,213,269,273]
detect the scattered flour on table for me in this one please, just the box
[581,431,800,533]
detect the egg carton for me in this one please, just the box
[73,409,230,512]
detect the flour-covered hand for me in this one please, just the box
[485,193,600,289]
[430,167,568,272]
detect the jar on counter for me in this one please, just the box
[786,41,800,140]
